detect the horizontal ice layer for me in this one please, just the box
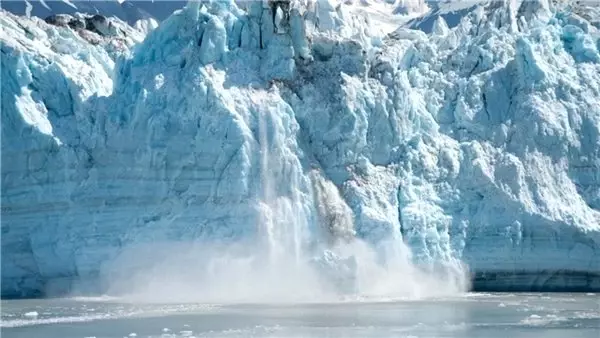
[2,0,600,297]
[0,10,157,296]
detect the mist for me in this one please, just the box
[94,235,468,304]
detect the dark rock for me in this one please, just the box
[68,18,86,30]
[44,14,72,27]
[91,14,108,25]
[86,14,113,36]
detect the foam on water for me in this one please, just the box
[1,314,114,328]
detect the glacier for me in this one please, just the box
[1,0,600,299]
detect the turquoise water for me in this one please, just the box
[2,293,599,337]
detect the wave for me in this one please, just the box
[1,314,114,328]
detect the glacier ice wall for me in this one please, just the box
[2,0,600,298]
[0,10,151,296]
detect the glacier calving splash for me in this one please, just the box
[2,0,600,299]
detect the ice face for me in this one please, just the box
[1,0,600,298]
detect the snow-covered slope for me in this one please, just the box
[0,0,188,24]
[2,0,600,298]
[1,0,424,32]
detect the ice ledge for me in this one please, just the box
[472,270,600,292]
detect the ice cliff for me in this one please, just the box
[2,0,600,298]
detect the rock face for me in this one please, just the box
[43,13,128,39]
[1,0,600,298]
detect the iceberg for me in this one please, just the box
[1,0,599,299]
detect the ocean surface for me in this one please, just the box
[1,293,599,337]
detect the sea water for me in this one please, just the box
[1,293,599,338]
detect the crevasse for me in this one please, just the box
[1,0,599,299]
